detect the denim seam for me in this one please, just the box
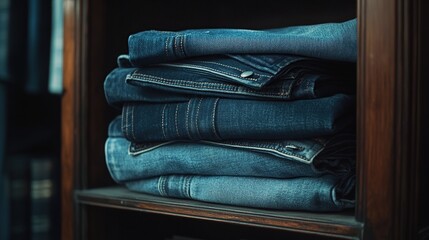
[212,98,221,140]
[179,35,186,57]
[184,176,192,199]
[122,104,128,137]
[165,36,169,58]
[192,60,266,76]
[123,104,131,141]
[161,104,168,140]
[131,105,137,141]
[183,176,188,199]
[127,105,131,140]
[133,74,236,90]
[128,141,177,156]
[286,78,295,97]
[185,100,192,139]
[173,36,178,57]
[201,140,315,163]
[162,176,168,196]
[194,98,203,139]
[173,35,184,58]
[188,99,194,140]
[158,176,167,196]
[157,177,162,195]
[190,60,272,78]
[121,105,127,139]
[161,62,261,82]
[178,176,184,198]
[175,103,181,137]
[129,74,291,97]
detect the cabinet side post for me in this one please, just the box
[357,0,423,238]
[62,0,86,239]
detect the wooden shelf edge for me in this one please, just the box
[75,186,363,239]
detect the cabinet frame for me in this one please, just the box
[61,0,426,239]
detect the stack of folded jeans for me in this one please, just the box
[103,18,357,212]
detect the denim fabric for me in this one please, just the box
[106,137,323,183]
[110,115,327,164]
[128,18,357,66]
[123,174,355,212]
[104,54,355,107]
[105,118,356,211]
[105,116,355,182]
[121,94,354,142]
[103,67,190,109]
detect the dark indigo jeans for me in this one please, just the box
[104,54,355,107]
[128,18,357,65]
[121,94,354,142]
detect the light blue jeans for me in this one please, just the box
[105,116,355,211]
[124,174,355,212]
[128,18,357,65]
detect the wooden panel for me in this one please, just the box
[356,0,422,239]
[419,0,429,236]
[76,186,362,239]
[62,1,81,240]
[87,206,352,240]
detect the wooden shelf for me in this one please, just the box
[75,186,362,239]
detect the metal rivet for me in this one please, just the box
[240,71,254,78]
[285,145,301,150]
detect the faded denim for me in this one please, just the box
[124,174,355,212]
[105,117,355,212]
[121,94,354,142]
[128,18,357,66]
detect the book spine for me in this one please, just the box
[30,157,57,240]
[8,155,31,240]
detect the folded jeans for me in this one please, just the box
[127,18,357,66]
[121,94,355,142]
[104,54,355,107]
[124,174,355,212]
[106,115,355,182]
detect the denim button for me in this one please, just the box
[240,71,254,78]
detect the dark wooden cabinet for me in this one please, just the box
[61,0,429,239]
